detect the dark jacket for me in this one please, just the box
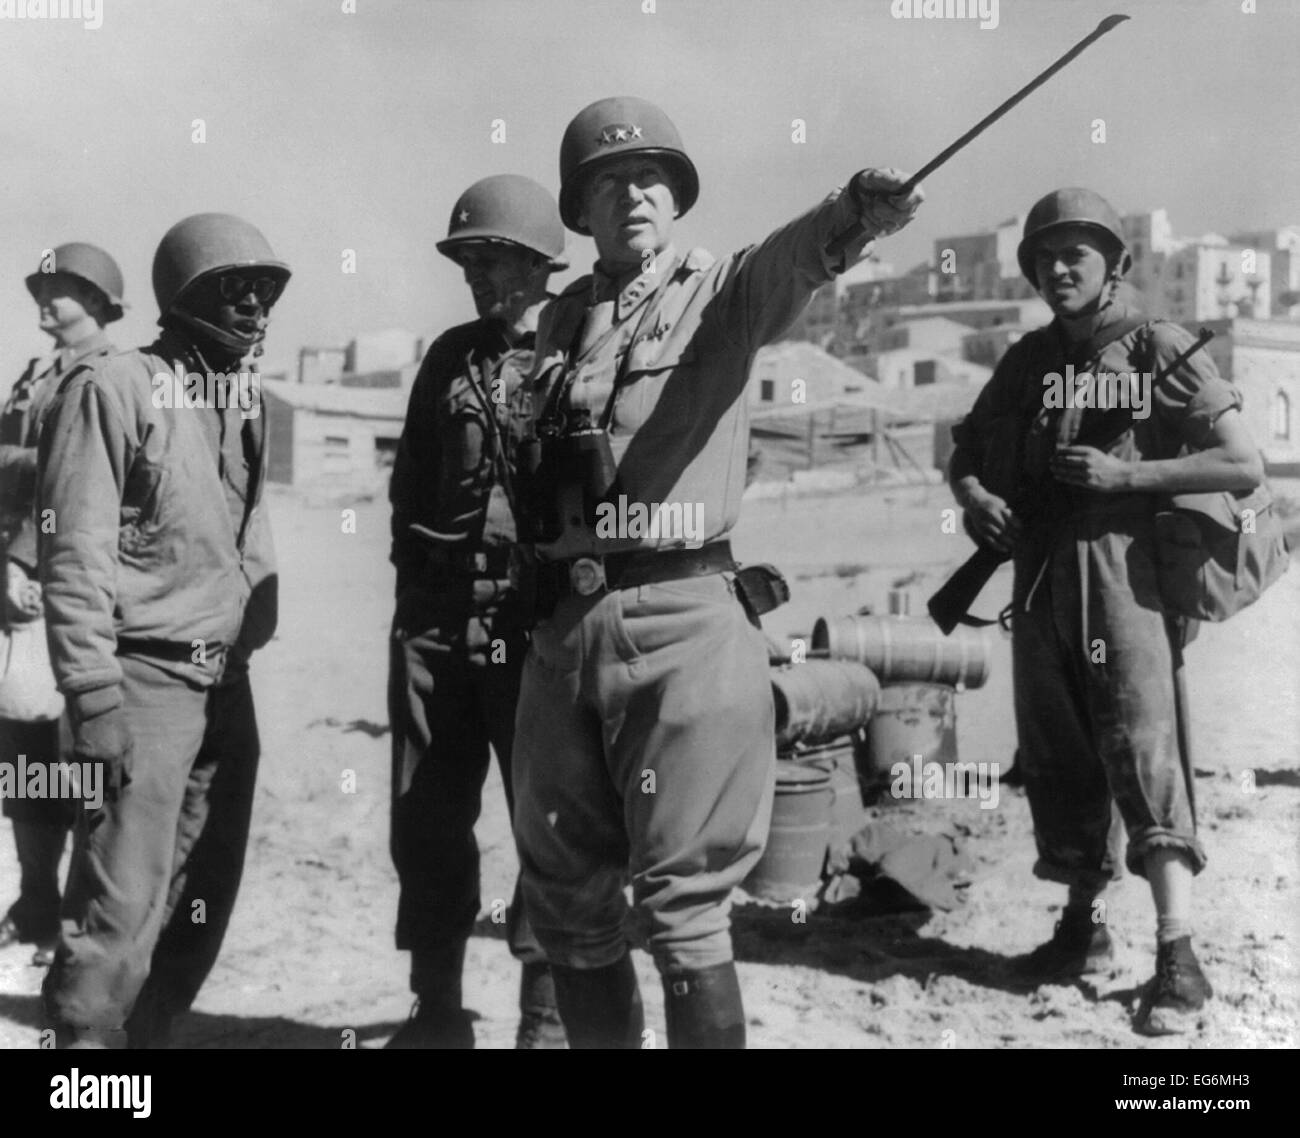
[389,317,536,596]
[36,332,277,701]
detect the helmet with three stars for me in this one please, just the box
[436,174,568,269]
[25,243,127,323]
[152,213,291,316]
[1017,188,1130,284]
[558,95,699,235]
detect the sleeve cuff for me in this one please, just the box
[820,185,877,277]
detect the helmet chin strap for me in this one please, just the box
[1058,270,1123,328]
[169,306,266,367]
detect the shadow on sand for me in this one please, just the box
[0,992,406,1049]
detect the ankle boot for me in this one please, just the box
[662,961,746,1049]
[551,954,644,1049]
[1135,936,1213,1036]
[516,961,568,1049]
[385,941,475,1049]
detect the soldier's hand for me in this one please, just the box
[851,168,924,237]
[962,489,1021,555]
[69,690,133,803]
[5,561,43,623]
[1050,445,1132,493]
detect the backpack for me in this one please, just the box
[1153,484,1289,621]
[1140,325,1291,621]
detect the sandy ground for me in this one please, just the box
[1,478,1296,1050]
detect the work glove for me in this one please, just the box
[69,688,133,804]
[5,561,43,624]
[850,167,925,238]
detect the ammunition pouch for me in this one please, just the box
[732,563,790,627]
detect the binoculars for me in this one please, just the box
[518,408,619,543]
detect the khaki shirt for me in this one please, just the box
[529,187,872,560]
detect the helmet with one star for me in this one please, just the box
[437,175,568,269]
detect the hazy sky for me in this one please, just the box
[0,0,1295,387]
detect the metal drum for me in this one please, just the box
[787,737,866,848]
[771,659,880,749]
[860,682,958,787]
[744,761,833,902]
[811,613,990,690]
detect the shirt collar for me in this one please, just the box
[56,328,113,372]
[591,245,678,322]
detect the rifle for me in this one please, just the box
[927,327,1215,635]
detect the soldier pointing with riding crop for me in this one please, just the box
[510,95,923,1049]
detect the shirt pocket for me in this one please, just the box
[609,341,698,438]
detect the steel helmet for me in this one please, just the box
[1017,188,1130,283]
[436,174,568,269]
[25,242,127,323]
[558,96,699,234]
[152,213,291,315]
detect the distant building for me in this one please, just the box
[1162,240,1271,323]
[336,362,420,390]
[346,328,424,375]
[875,316,974,355]
[297,345,348,385]
[297,330,425,384]
[840,262,935,332]
[1121,208,1179,302]
[858,347,991,391]
[1230,227,1300,320]
[961,323,1033,368]
[931,216,1036,303]
[853,299,1051,372]
[1194,318,1300,473]
[748,340,874,407]
[261,377,408,487]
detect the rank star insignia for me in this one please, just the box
[598,124,640,146]
[458,210,470,223]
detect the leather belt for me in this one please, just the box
[540,540,736,599]
[117,637,226,663]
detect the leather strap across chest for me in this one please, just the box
[542,257,682,432]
